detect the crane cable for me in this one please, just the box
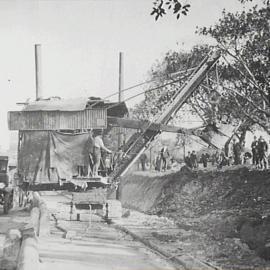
[88,67,196,109]
[105,72,192,111]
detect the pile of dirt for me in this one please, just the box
[120,166,270,267]
[121,166,270,216]
[120,171,174,212]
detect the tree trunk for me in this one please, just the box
[239,129,247,145]
[224,138,231,157]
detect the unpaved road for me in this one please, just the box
[39,192,177,270]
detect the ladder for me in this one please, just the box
[109,49,221,183]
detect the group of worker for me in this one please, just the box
[139,146,171,172]
[184,151,199,169]
[91,130,172,176]
[229,136,269,169]
[251,135,269,169]
[201,136,269,170]
[91,129,270,177]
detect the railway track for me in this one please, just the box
[38,191,221,270]
[38,191,178,270]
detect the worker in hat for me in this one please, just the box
[92,130,112,177]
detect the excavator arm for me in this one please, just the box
[109,49,221,183]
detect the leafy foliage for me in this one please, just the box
[131,45,209,123]
[131,44,248,129]
[198,0,270,132]
[143,0,270,148]
[151,0,190,21]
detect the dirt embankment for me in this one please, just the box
[120,166,270,267]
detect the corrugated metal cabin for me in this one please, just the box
[8,96,128,131]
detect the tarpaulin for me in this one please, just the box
[18,131,93,184]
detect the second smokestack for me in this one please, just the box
[35,44,42,100]
[118,52,124,102]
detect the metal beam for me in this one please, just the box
[108,116,198,134]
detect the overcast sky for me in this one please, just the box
[0,0,258,150]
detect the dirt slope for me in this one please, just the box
[120,166,270,267]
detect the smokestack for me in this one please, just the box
[118,52,124,102]
[118,52,124,149]
[35,44,42,100]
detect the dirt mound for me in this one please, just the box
[119,170,175,212]
[120,166,270,266]
[121,166,270,216]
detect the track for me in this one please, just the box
[37,191,222,270]
[38,191,177,270]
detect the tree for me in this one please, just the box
[131,43,249,127]
[131,41,261,153]
[150,0,269,21]
[151,0,191,21]
[198,0,270,133]
[131,45,212,122]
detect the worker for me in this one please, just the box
[160,145,170,171]
[92,130,112,177]
[232,138,242,165]
[154,152,161,171]
[184,151,192,168]
[257,136,268,170]
[190,150,198,169]
[139,153,147,171]
[200,152,208,168]
[251,136,258,166]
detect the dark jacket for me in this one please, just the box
[257,140,268,154]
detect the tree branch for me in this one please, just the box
[220,48,269,104]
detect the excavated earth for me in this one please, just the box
[119,166,270,269]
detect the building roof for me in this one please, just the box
[23,97,88,111]
[22,96,129,117]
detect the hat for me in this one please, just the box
[93,129,103,136]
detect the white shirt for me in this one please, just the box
[94,136,105,149]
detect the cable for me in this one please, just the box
[106,73,192,111]
[89,67,196,108]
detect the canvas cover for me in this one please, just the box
[18,131,93,184]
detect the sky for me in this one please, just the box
[0,0,259,150]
